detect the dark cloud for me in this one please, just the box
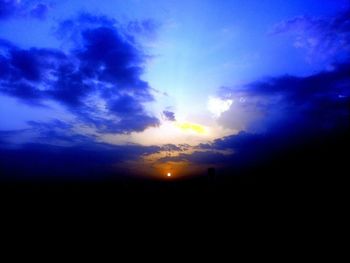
[161,132,265,166]
[77,26,148,90]
[26,119,95,146]
[0,120,162,179]
[54,13,159,46]
[270,8,350,62]
[102,114,159,133]
[161,144,182,152]
[159,150,230,165]
[56,12,117,35]
[163,110,176,121]
[219,62,350,132]
[161,125,350,186]
[0,141,162,179]
[109,95,144,116]
[0,13,160,134]
[10,49,42,81]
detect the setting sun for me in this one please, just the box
[167,172,172,177]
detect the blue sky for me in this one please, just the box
[0,0,349,179]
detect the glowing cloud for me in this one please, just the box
[176,122,207,134]
[208,97,233,118]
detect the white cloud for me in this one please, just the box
[207,96,233,118]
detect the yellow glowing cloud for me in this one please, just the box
[176,122,207,134]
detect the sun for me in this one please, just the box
[167,172,172,177]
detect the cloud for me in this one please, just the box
[26,119,94,146]
[0,0,50,20]
[270,8,350,62]
[176,122,207,134]
[0,119,162,179]
[163,110,176,121]
[159,150,230,165]
[218,62,350,133]
[160,123,350,183]
[0,141,162,179]
[0,13,160,134]
[160,132,265,166]
[207,96,233,118]
[77,26,149,90]
[160,144,191,152]
[161,144,182,152]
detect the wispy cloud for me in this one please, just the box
[270,8,350,62]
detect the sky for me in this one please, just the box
[0,0,349,180]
